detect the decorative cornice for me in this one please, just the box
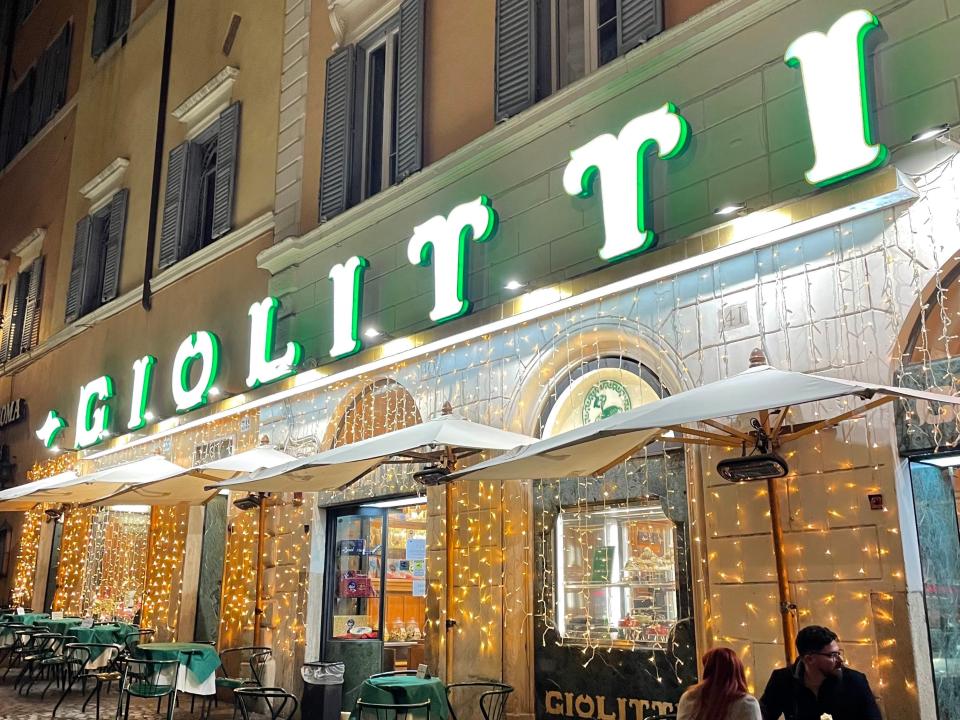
[150,212,275,295]
[327,0,401,48]
[13,229,45,267]
[171,66,239,140]
[79,158,129,213]
[261,0,801,275]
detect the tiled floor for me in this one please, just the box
[0,676,238,720]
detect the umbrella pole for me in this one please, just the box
[767,476,797,663]
[253,495,266,646]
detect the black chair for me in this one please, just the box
[216,646,272,719]
[115,657,180,720]
[235,686,299,720]
[121,628,155,658]
[0,623,30,670]
[53,643,122,719]
[356,699,432,720]
[14,632,65,694]
[1,625,39,680]
[446,682,513,720]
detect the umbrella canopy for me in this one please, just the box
[0,471,79,511]
[1,455,187,507]
[212,414,537,494]
[448,364,960,482]
[86,447,297,506]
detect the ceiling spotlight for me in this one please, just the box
[364,327,381,339]
[714,203,746,216]
[208,386,221,397]
[911,123,951,143]
[504,280,526,291]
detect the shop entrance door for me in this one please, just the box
[322,499,428,710]
[909,459,960,719]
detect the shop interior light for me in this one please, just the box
[910,123,951,143]
[915,453,960,468]
[714,202,747,216]
[504,279,526,291]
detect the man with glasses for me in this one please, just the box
[759,626,881,719]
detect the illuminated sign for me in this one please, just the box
[0,399,24,429]
[544,691,676,720]
[35,9,891,450]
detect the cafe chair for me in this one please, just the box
[53,643,121,720]
[1,625,39,680]
[120,628,155,658]
[235,686,299,720]
[216,646,272,720]
[15,632,66,695]
[357,699,432,720]
[446,682,513,720]
[0,623,31,671]
[115,657,180,720]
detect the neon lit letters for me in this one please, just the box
[407,196,498,323]
[328,256,369,358]
[246,297,303,388]
[785,9,886,186]
[172,331,221,413]
[564,103,690,260]
[127,355,157,430]
[75,376,115,449]
[36,410,67,449]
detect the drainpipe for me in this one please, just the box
[141,0,176,311]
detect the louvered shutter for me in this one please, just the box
[159,142,189,269]
[318,46,355,222]
[495,0,537,122]
[12,73,33,156]
[0,91,14,167]
[114,0,131,38]
[100,189,127,303]
[211,102,240,239]
[395,0,424,181]
[65,216,92,322]
[28,49,49,135]
[19,256,43,353]
[91,0,111,58]
[1,282,20,361]
[51,24,71,116]
[617,0,663,55]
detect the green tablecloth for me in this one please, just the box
[0,612,49,626]
[354,676,448,720]
[35,617,84,635]
[136,642,221,683]
[68,623,139,646]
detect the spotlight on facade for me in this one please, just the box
[232,493,262,511]
[716,453,789,482]
[911,123,951,143]
[714,203,746,216]
[413,465,452,486]
[208,386,221,397]
[144,411,155,421]
[364,327,381,339]
[504,280,526,291]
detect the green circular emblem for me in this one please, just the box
[582,379,632,425]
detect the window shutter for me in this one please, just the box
[101,188,127,303]
[65,216,93,322]
[318,45,355,222]
[211,102,241,239]
[617,0,663,55]
[91,0,111,58]
[159,142,190,269]
[19,256,43,353]
[1,282,20,362]
[28,49,50,135]
[0,90,14,167]
[50,24,71,117]
[113,0,131,39]
[395,0,425,181]
[12,72,34,157]
[495,0,537,122]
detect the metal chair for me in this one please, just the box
[14,632,66,694]
[356,699,432,720]
[53,643,121,719]
[0,623,30,670]
[1,625,39,680]
[235,686,300,720]
[446,682,513,720]
[216,646,272,719]
[115,657,180,720]
[121,628,155,657]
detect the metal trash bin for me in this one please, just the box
[301,661,345,720]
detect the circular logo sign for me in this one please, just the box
[581,379,632,425]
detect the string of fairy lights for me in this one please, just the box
[3,149,957,707]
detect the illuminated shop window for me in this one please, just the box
[80,505,150,622]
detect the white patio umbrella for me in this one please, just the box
[447,358,960,662]
[210,413,537,494]
[1,455,187,507]
[85,446,297,507]
[0,471,79,511]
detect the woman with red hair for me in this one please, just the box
[677,647,761,720]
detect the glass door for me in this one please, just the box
[329,508,385,641]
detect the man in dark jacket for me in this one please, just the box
[760,626,882,720]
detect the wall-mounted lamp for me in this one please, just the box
[232,493,262,511]
[911,123,951,143]
[714,202,747,217]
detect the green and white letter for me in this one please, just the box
[128,355,157,430]
[328,256,369,358]
[75,375,115,448]
[172,331,221,413]
[246,297,303,388]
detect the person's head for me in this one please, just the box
[796,625,843,680]
[691,647,748,720]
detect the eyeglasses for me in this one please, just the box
[809,651,844,661]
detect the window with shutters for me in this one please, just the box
[495,0,663,121]
[318,0,424,222]
[0,22,71,167]
[91,0,131,59]
[3,256,43,361]
[158,102,241,271]
[64,189,128,323]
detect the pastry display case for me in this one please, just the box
[556,500,678,647]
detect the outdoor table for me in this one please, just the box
[0,612,49,646]
[68,623,139,668]
[136,642,221,696]
[35,617,84,635]
[354,675,449,720]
